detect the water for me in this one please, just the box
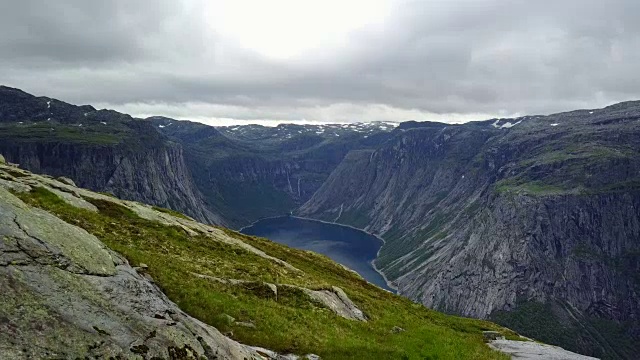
[241,216,393,291]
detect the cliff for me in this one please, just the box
[152,118,392,228]
[0,86,222,225]
[299,103,640,359]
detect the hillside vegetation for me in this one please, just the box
[0,162,516,359]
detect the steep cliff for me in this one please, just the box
[299,103,640,359]
[152,118,392,228]
[0,86,222,225]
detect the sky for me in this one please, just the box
[2,0,640,125]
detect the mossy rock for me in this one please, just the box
[0,154,5,164]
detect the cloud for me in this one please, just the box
[1,0,639,124]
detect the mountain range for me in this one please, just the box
[1,85,638,359]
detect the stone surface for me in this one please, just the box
[190,273,366,322]
[56,176,76,186]
[483,331,505,341]
[0,167,304,359]
[301,286,368,322]
[489,340,599,360]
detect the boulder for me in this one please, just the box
[56,176,77,187]
[482,331,505,341]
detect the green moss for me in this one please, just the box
[495,180,568,195]
[15,186,511,359]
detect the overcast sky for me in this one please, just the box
[2,0,639,125]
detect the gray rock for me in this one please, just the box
[489,340,599,359]
[483,331,505,341]
[390,326,405,334]
[189,274,366,322]
[298,103,640,357]
[220,314,236,325]
[56,176,76,187]
[0,180,285,359]
[299,286,367,322]
[235,321,256,329]
[0,137,225,226]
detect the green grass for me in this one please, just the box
[495,179,568,195]
[15,186,514,359]
[518,144,633,168]
[152,205,192,220]
[490,300,636,360]
[0,123,127,145]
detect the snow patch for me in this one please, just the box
[158,125,165,128]
[501,120,522,129]
[492,119,522,129]
[46,100,51,109]
[550,123,559,127]
[589,111,594,114]
[100,122,107,125]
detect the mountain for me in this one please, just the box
[1,85,633,358]
[0,86,223,225]
[0,85,395,228]
[0,157,555,359]
[150,117,394,228]
[298,104,640,359]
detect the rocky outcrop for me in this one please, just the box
[0,162,319,359]
[0,187,256,359]
[300,286,368,321]
[298,103,640,359]
[489,340,599,360]
[0,141,223,225]
[188,273,367,322]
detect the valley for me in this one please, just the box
[1,86,637,359]
[242,216,393,292]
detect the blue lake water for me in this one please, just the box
[241,216,393,292]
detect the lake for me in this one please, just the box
[241,216,393,292]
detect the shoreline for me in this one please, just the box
[240,213,398,292]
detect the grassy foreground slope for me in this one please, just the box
[4,165,515,359]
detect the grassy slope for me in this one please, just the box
[15,186,516,359]
[0,122,127,145]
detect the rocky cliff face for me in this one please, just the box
[152,118,393,228]
[299,103,640,359]
[0,141,223,225]
[0,86,223,225]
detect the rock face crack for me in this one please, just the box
[11,213,79,272]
